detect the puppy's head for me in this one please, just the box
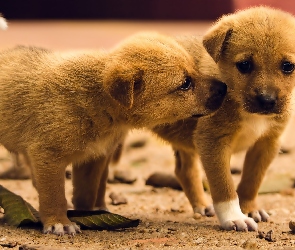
[103,32,227,127]
[203,6,295,115]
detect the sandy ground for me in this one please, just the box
[1,21,295,249]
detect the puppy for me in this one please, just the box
[0,26,227,235]
[157,6,295,231]
[99,7,295,232]
[77,35,225,218]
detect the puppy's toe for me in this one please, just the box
[248,209,269,222]
[65,223,81,235]
[205,205,215,217]
[193,204,215,218]
[43,222,81,236]
[259,210,270,222]
[222,220,238,231]
[244,217,258,231]
[94,206,109,212]
[53,223,65,236]
[222,218,257,231]
[43,225,54,234]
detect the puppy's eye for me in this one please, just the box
[281,61,295,74]
[180,76,193,91]
[236,61,253,74]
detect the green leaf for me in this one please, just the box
[0,185,40,227]
[0,185,140,230]
[67,210,140,230]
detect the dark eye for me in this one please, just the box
[281,61,295,74]
[180,76,193,91]
[236,61,253,74]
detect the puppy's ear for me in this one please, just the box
[103,65,143,109]
[203,22,233,62]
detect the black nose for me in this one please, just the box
[205,80,227,111]
[256,94,276,111]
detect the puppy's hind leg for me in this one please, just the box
[95,162,109,211]
[72,155,110,211]
[237,135,281,222]
[174,149,214,217]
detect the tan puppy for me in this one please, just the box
[157,6,295,231]
[76,35,224,217]
[98,7,295,232]
[0,27,227,235]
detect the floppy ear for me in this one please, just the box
[203,22,233,63]
[103,65,143,109]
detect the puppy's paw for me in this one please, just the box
[43,222,81,236]
[94,206,109,212]
[214,198,258,232]
[193,204,215,218]
[222,217,257,231]
[248,209,269,222]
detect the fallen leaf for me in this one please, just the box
[0,185,139,230]
[67,210,139,230]
[0,185,40,227]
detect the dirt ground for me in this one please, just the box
[1,21,295,250]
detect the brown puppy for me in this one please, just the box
[0,29,227,235]
[99,7,295,232]
[157,6,295,231]
[77,35,224,217]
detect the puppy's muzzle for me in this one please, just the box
[205,80,227,111]
[256,93,276,111]
[246,89,280,115]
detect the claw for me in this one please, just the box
[42,222,81,236]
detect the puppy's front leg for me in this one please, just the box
[174,149,214,217]
[72,155,110,211]
[237,135,280,222]
[31,154,80,235]
[197,138,257,231]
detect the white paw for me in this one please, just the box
[214,198,258,231]
[221,216,257,231]
[43,222,81,236]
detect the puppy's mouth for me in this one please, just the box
[191,114,205,119]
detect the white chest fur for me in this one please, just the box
[233,114,272,153]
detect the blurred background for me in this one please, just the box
[1,0,295,20]
[0,0,295,51]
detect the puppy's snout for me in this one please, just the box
[205,80,227,111]
[256,93,277,111]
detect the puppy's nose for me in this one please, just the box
[205,80,227,111]
[256,94,276,111]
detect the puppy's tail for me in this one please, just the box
[0,14,8,30]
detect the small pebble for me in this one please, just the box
[193,213,202,220]
[241,239,258,249]
[289,220,295,231]
[109,192,128,205]
[146,172,182,190]
[109,170,137,184]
